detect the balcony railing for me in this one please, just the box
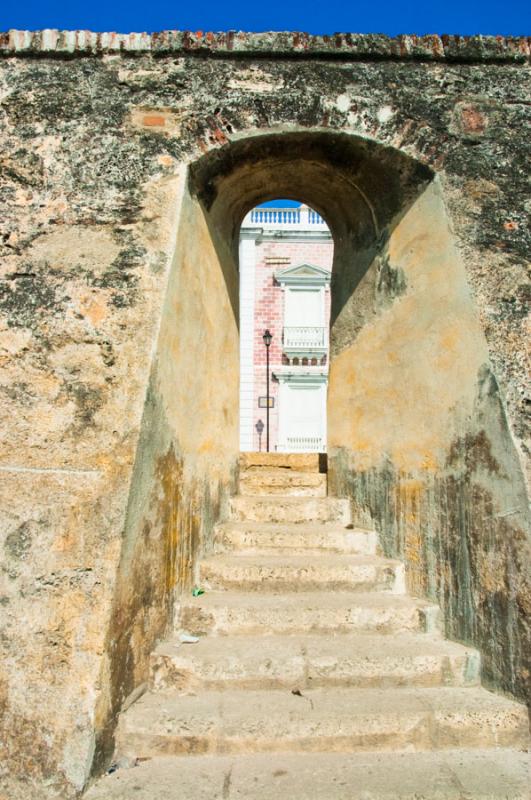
[250,208,301,225]
[283,326,327,351]
[278,436,326,453]
[242,206,329,231]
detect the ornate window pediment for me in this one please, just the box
[275,263,331,287]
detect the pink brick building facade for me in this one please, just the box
[239,206,333,452]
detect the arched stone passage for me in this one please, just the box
[186,129,529,713]
[189,130,433,324]
[188,128,435,453]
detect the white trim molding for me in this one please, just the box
[273,368,328,384]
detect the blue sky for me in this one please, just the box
[1,0,529,36]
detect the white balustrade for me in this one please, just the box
[283,326,326,350]
[278,436,325,453]
[308,209,323,224]
[250,208,301,225]
[244,206,328,231]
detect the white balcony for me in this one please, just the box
[241,205,329,232]
[277,436,326,453]
[283,326,327,355]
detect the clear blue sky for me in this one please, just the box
[1,0,529,36]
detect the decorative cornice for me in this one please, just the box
[239,227,263,240]
[260,230,332,243]
[0,30,529,63]
[274,368,328,383]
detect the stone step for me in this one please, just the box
[240,452,325,473]
[85,750,531,800]
[150,632,481,692]
[239,469,327,496]
[179,590,440,637]
[229,495,350,523]
[115,686,529,758]
[215,521,378,555]
[199,553,404,593]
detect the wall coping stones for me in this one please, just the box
[0,29,529,62]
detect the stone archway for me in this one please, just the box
[186,127,435,455]
[184,127,529,711]
[91,125,530,793]
[95,128,439,768]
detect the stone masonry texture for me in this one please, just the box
[0,29,529,799]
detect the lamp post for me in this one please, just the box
[255,419,264,452]
[262,329,272,452]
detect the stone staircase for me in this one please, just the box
[87,454,530,799]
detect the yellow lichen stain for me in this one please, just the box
[198,439,216,454]
[419,451,440,471]
[434,323,463,370]
[157,448,183,594]
[398,479,425,496]
[155,448,212,596]
[395,479,426,570]
[405,537,423,568]
[478,551,506,593]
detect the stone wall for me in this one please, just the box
[0,30,529,798]
[327,179,530,705]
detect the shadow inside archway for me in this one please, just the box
[188,130,434,356]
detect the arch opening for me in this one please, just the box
[239,197,333,454]
[188,129,434,458]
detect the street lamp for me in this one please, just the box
[262,329,273,452]
[255,419,264,452]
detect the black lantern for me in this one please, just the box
[262,329,273,451]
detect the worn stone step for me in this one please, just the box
[85,749,531,800]
[240,452,325,473]
[229,495,350,524]
[116,686,529,758]
[179,590,440,636]
[239,469,327,496]
[150,632,481,692]
[199,553,404,593]
[215,521,378,555]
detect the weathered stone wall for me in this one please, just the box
[91,184,240,772]
[0,41,241,799]
[0,30,529,798]
[327,178,530,705]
